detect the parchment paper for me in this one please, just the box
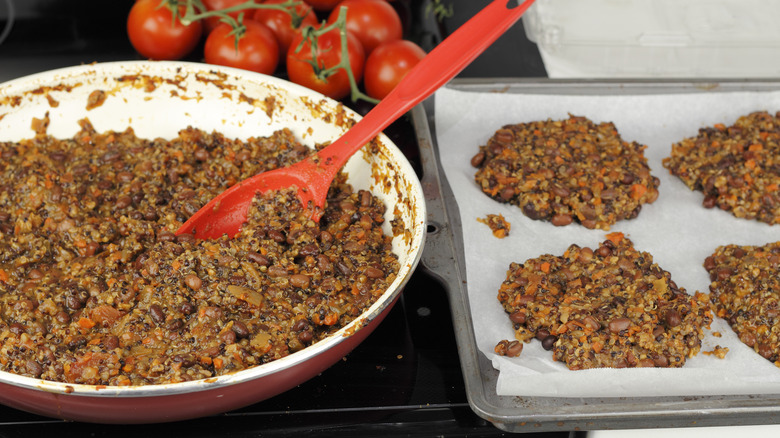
[434,86,780,397]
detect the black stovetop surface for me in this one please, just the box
[0,1,556,436]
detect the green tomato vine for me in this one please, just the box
[291,6,376,104]
[154,0,375,103]
[426,0,453,22]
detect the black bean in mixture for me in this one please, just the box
[495,233,712,369]
[663,111,780,224]
[0,117,399,386]
[472,115,660,230]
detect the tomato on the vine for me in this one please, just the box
[364,39,425,99]
[287,27,365,100]
[302,0,343,11]
[127,0,202,60]
[327,0,402,54]
[205,20,280,75]
[201,0,260,34]
[253,0,319,56]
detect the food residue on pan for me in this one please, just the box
[300,96,350,129]
[86,89,107,110]
[702,345,729,359]
[2,83,77,109]
[30,113,50,134]
[477,213,510,238]
[45,94,60,108]
[367,140,417,248]
[263,96,276,119]
[494,339,523,357]
[0,95,22,108]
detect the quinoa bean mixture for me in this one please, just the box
[705,242,780,367]
[0,118,399,386]
[495,234,712,369]
[477,213,511,239]
[663,111,780,224]
[471,115,660,230]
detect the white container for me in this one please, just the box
[522,0,780,78]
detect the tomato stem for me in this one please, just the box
[180,0,303,29]
[333,9,377,104]
[426,0,455,22]
[181,0,305,53]
[295,7,377,104]
[178,0,375,104]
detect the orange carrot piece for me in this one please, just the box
[606,232,624,245]
[324,312,339,325]
[78,317,96,330]
[630,184,647,199]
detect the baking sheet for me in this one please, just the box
[434,86,780,398]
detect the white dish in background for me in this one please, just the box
[522,0,780,78]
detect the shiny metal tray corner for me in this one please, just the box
[413,79,780,433]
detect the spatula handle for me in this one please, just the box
[318,0,536,167]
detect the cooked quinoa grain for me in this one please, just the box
[0,119,399,386]
[472,115,660,230]
[663,111,780,224]
[496,234,712,370]
[706,242,780,366]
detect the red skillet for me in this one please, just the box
[178,0,536,240]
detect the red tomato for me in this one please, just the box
[287,28,365,100]
[253,0,319,56]
[302,0,343,11]
[205,21,280,74]
[327,0,401,54]
[364,39,425,99]
[202,0,259,34]
[127,0,202,60]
